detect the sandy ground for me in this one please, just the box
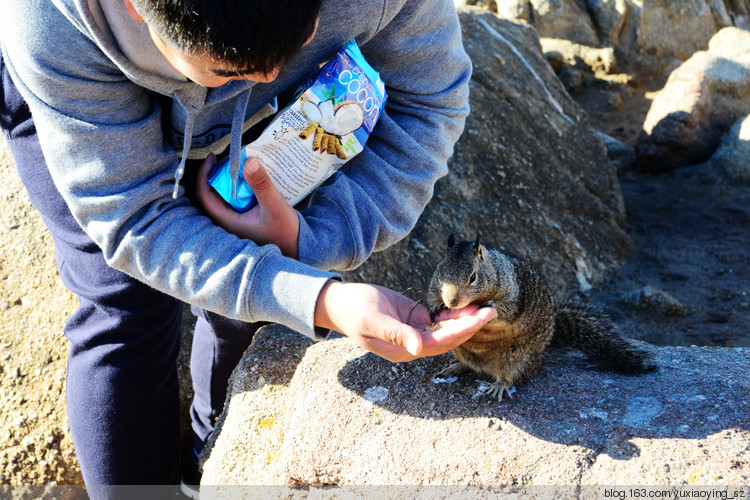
[0,137,196,487]
[0,137,81,485]
[0,69,747,487]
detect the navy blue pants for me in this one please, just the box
[0,56,259,492]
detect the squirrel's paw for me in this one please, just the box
[486,380,513,402]
[429,304,447,322]
[435,361,468,378]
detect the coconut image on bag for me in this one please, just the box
[302,96,366,159]
[207,39,387,212]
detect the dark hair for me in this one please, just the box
[130,0,322,75]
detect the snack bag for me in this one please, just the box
[207,39,387,212]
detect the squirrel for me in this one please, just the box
[427,234,656,401]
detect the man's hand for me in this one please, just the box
[314,280,497,363]
[196,154,300,259]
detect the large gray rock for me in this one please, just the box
[343,9,632,299]
[636,27,750,171]
[459,0,601,46]
[198,327,314,488]
[484,0,745,80]
[586,0,629,47]
[711,114,750,183]
[634,0,733,61]
[200,324,750,488]
[540,38,618,74]
[527,0,601,46]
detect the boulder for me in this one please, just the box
[540,38,618,74]
[198,326,314,488]
[343,9,632,299]
[732,0,750,29]
[586,0,629,47]
[486,0,744,81]
[596,130,637,168]
[526,0,601,46]
[455,0,502,14]
[199,324,750,489]
[620,285,688,317]
[636,27,750,171]
[710,114,750,183]
[634,0,733,61]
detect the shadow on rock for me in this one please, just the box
[336,344,749,459]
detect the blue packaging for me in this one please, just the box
[207,39,387,212]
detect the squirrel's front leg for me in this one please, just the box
[429,303,447,322]
[486,378,514,402]
[435,359,469,378]
[478,300,497,310]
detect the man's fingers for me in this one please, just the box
[434,305,497,322]
[433,304,478,321]
[243,157,286,210]
[240,156,300,258]
[196,153,216,184]
[420,307,498,355]
[402,327,423,356]
[196,153,243,231]
[436,307,497,336]
[358,337,413,363]
[196,154,224,211]
[358,316,423,361]
[379,318,422,356]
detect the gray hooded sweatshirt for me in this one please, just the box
[0,0,471,339]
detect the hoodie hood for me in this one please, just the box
[65,0,273,198]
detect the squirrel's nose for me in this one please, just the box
[441,283,460,309]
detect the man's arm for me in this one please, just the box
[0,0,336,339]
[314,280,497,363]
[296,0,472,271]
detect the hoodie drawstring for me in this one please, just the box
[171,89,251,200]
[172,106,196,199]
[229,90,251,200]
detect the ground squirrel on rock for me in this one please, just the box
[427,234,656,401]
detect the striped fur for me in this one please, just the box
[552,300,656,374]
[428,236,656,401]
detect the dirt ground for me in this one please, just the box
[572,73,750,349]
[0,139,82,485]
[0,64,748,488]
[0,138,196,488]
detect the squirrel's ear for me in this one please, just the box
[473,233,483,259]
[447,233,456,249]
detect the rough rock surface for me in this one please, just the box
[633,0,733,61]
[636,27,750,171]
[343,9,632,300]
[526,0,601,46]
[540,38,618,74]
[585,160,750,349]
[711,114,750,183]
[1,3,748,490]
[482,0,745,80]
[200,324,750,488]
[620,285,688,317]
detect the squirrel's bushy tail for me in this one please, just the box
[551,300,656,374]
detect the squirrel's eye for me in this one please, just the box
[469,271,477,284]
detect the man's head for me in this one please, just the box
[125,0,321,86]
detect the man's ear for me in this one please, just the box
[124,0,145,23]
